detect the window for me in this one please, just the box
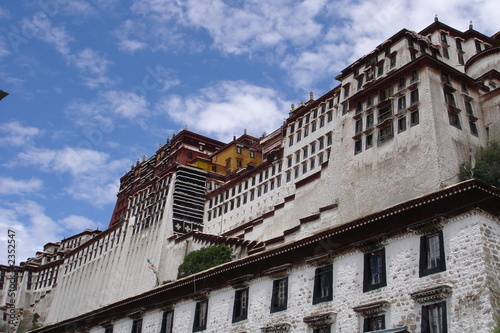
[398,77,406,89]
[303,147,308,159]
[367,95,373,108]
[355,119,363,134]
[410,89,419,105]
[343,85,350,99]
[441,72,451,85]
[232,288,249,323]
[398,96,406,111]
[297,131,301,142]
[160,310,174,333]
[377,64,384,77]
[236,146,242,154]
[378,105,392,123]
[289,136,293,146]
[365,134,373,149]
[131,319,143,333]
[422,302,448,333]
[312,121,317,132]
[356,101,363,114]
[271,277,288,313]
[455,39,463,51]
[442,47,449,59]
[398,116,407,133]
[364,315,385,332]
[313,265,333,304]
[366,113,374,129]
[444,91,455,107]
[310,143,316,155]
[319,138,324,150]
[193,300,209,332]
[378,124,394,144]
[419,231,446,277]
[355,139,362,155]
[250,150,255,158]
[410,110,420,126]
[389,55,396,68]
[287,156,292,168]
[448,112,461,129]
[411,70,419,82]
[358,77,364,90]
[465,100,474,115]
[475,40,482,52]
[104,326,114,333]
[458,53,464,65]
[469,122,479,136]
[363,248,387,292]
[440,33,448,44]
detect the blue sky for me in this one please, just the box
[0,0,498,264]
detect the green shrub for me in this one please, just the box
[177,244,233,278]
[459,141,500,187]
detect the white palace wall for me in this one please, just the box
[84,209,500,333]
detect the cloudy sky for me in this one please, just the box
[0,0,498,264]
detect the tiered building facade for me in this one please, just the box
[1,19,499,333]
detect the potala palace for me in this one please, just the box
[1,19,499,333]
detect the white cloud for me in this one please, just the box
[118,39,148,53]
[0,200,102,264]
[0,177,43,195]
[68,48,116,88]
[20,12,115,88]
[21,12,73,57]
[184,0,325,55]
[159,81,289,141]
[66,90,152,128]
[0,38,10,57]
[11,147,130,207]
[0,121,42,146]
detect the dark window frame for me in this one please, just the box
[421,301,448,333]
[232,287,249,323]
[313,265,333,305]
[160,309,174,333]
[363,248,387,292]
[131,318,143,333]
[364,314,386,332]
[419,230,446,277]
[270,277,288,313]
[193,299,209,332]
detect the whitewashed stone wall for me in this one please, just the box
[86,210,499,333]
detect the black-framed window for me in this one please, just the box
[232,288,249,323]
[419,231,446,277]
[364,315,385,332]
[422,302,448,333]
[160,309,174,333]
[313,265,333,304]
[448,112,462,129]
[354,140,362,155]
[104,326,113,333]
[131,318,142,333]
[410,110,419,126]
[363,248,387,292]
[193,299,208,332]
[271,277,288,313]
[398,116,407,133]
